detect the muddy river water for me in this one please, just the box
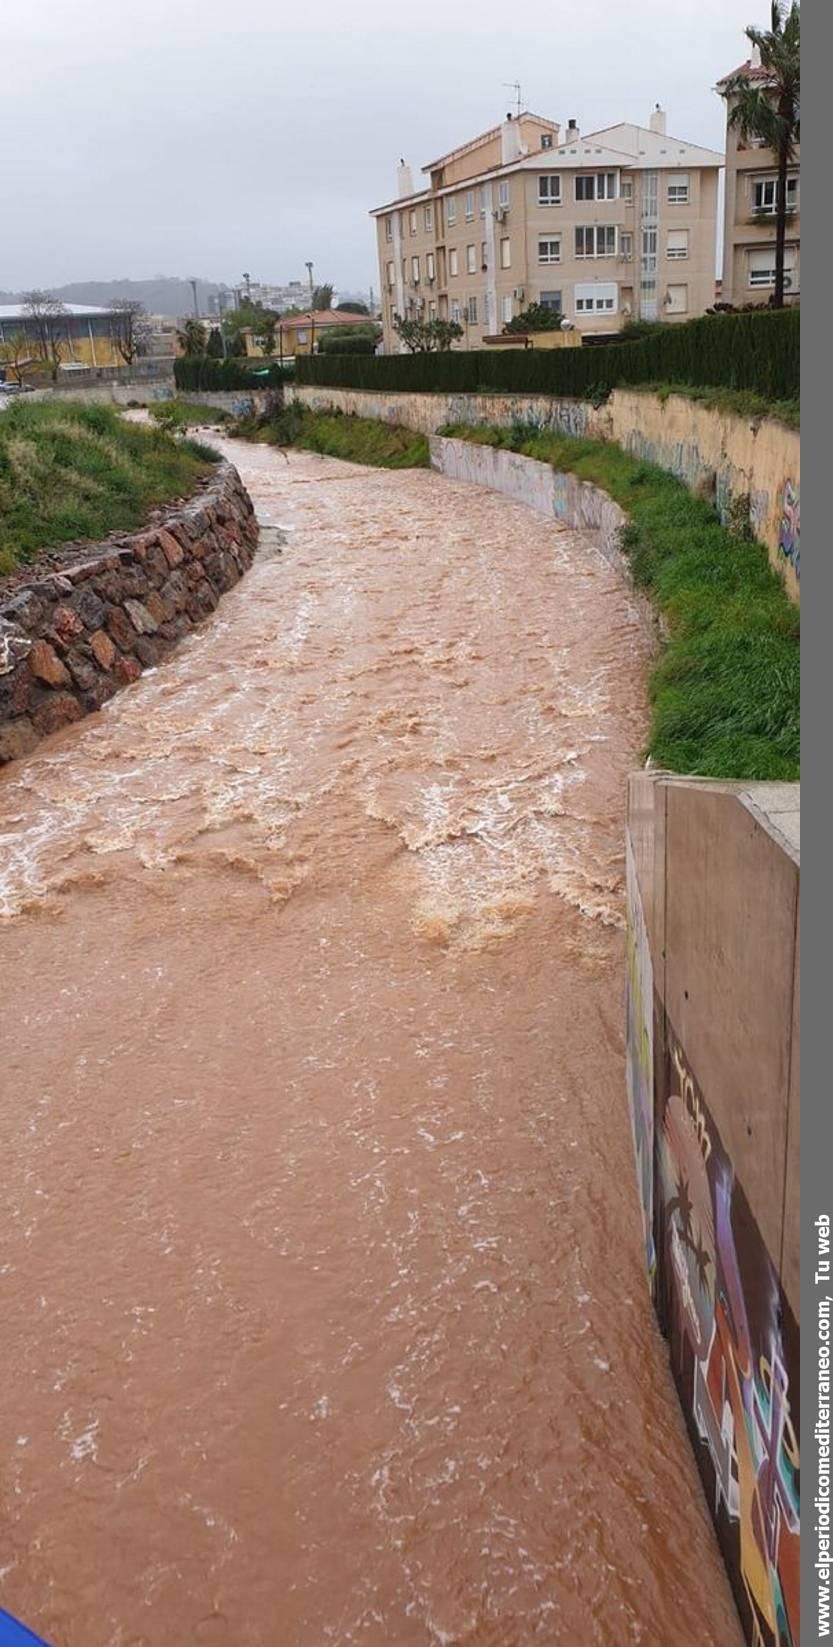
[0,439,742,1645]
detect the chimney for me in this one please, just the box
[566,118,580,142]
[501,113,523,165]
[397,158,414,198]
[649,104,666,134]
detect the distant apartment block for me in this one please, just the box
[717,53,800,305]
[371,108,723,351]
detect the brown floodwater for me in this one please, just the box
[0,440,742,1646]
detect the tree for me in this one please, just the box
[503,302,563,334]
[0,331,37,386]
[177,318,207,357]
[311,283,334,311]
[722,1,800,309]
[23,290,67,380]
[338,301,369,315]
[206,327,225,358]
[108,298,151,365]
[392,314,463,353]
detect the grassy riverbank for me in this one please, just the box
[233,404,430,468]
[441,422,800,782]
[0,400,213,574]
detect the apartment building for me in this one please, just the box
[717,55,800,305]
[371,109,723,351]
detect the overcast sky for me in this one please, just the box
[2,0,759,296]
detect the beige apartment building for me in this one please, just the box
[371,109,723,351]
[717,54,800,306]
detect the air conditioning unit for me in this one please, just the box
[513,287,525,301]
[493,208,509,223]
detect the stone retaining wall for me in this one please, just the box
[0,461,258,764]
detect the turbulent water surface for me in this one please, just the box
[0,439,741,1646]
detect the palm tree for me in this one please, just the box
[723,2,800,309]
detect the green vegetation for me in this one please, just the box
[149,399,230,431]
[440,422,799,782]
[503,302,563,334]
[629,382,800,430]
[0,400,211,574]
[174,357,289,392]
[233,404,429,468]
[297,307,799,401]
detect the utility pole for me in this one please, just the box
[189,278,199,317]
[306,262,314,305]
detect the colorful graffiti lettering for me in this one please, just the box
[624,835,655,1281]
[777,481,800,580]
[658,1027,799,1647]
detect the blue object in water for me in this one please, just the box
[0,1611,52,1646]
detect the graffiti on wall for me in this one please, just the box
[625,834,655,1283]
[656,1023,800,1647]
[777,481,800,580]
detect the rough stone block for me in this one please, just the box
[29,639,71,688]
[89,629,117,670]
[123,598,159,636]
[0,717,39,764]
[32,692,83,736]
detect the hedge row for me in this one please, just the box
[316,335,378,355]
[174,358,289,392]
[295,308,799,400]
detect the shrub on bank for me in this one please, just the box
[173,357,289,392]
[296,307,799,401]
[440,422,800,783]
[232,405,429,468]
[0,400,212,573]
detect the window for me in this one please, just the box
[424,204,433,230]
[501,293,513,323]
[621,232,633,258]
[666,283,688,314]
[500,236,511,269]
[752,175,799,214]
[666,229,689,260]
[575,225,616,257]
[426,251,435,281]
[465,190,474,219]
[386,260,395,288]
[538,175,561,205]
[428,301,437,320]
[541,133,554,150]
[538,238,561,264]
[641,227,657,269]
[480,187,488,218]
[748,247,798,290]
[468,296,478,323]
[411,256,420,283]
[297,329,308,343]
[409,209,417,234]
[575,172,617,201]
[447,196,457,225]
[621,178,634,202]
[484,292,493,328]
[540,290,562,312]
[451,300,462,322]
[466,244,476,273]
[449,247,459,277]
[574,282,618,315]
[498,181,510,209]
[384,217,393,242]
[667,173,689,204]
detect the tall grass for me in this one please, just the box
[234,405,430,468]
[441,423,799,782]
[0,400,211,573]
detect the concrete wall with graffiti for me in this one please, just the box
[291,384,799,601]
[626,773,800,1647]
[611,391,800,601]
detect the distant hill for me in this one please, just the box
[0,277,225,317]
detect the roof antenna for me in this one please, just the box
[502,81,522,119]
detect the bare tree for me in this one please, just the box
[0,331,37,387]
[23,290,68,381]
[109,299,151,365]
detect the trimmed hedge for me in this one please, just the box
[317,335,378,355]
[295,308,799,401]
[174,358,289,392]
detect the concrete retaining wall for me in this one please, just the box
[291,383,799,599]
[0,461,258,764]
[626,773,800,1645]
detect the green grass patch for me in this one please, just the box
[628,381,800,431]
[0,400,211,573]
[149,399,230,431]
[440,421,799,782]
[233,404,430,469]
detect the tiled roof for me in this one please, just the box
[276,310,367,328]
[717,59,774,88]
